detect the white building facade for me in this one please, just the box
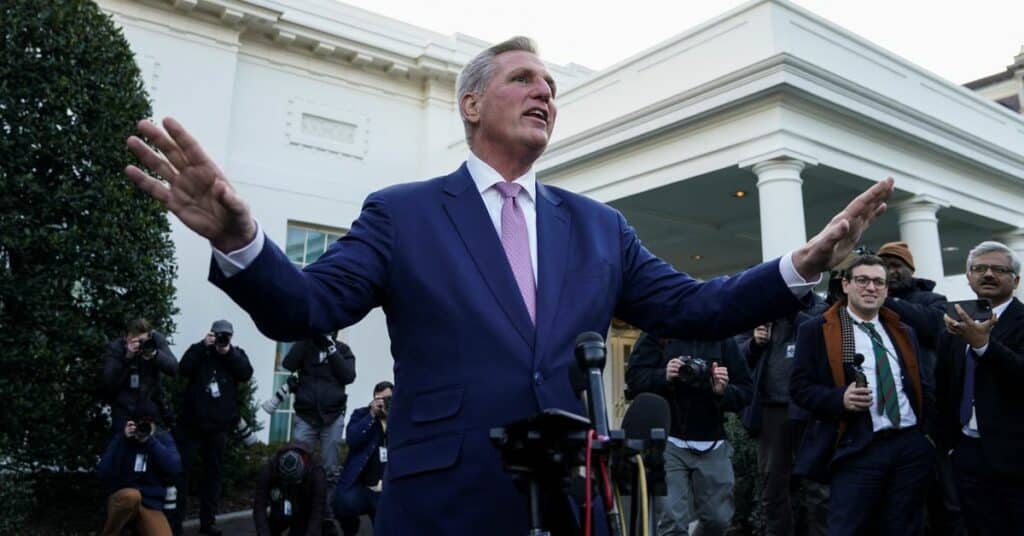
[98,0,1024,439]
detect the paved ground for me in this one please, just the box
[183,512,374,535]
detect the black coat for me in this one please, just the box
[253,442,326,536]
[885,277,947,382]
[626,333,752,441]
[282,337,356,427]
[178,341,254,433]
[935,298,1024,478]
[102,331,177,422]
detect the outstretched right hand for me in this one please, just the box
[125,117,256,252]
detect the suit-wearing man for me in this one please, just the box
[125,36,894,536]
[791,255,934,536]
[935,241,1024,535]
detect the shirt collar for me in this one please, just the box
[466,152,536,202]
[846,306,880,325]
[992,298,1013,319]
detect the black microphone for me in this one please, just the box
[852,353,868,388]
[575,332,610,439]
[621,393,671,441]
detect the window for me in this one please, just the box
[269,222,347,443]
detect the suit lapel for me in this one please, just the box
[441,165,534,349]
[534,183,570,362]
[992,298,1023,340]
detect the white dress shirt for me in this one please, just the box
[847,307,917,432]
[962,298,1011,438]
[212,155,822,299]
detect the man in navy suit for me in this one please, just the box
[126,36,894,536]
[935,241,1024,535]
[790,255,934,535]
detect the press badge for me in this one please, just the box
[129,374,140,389]
[282,499,292,516]
[379,446,388,463]
[786,343,796,359]
[134,453,148,472]
[208,380,221,398]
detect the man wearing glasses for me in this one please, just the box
[790,254,934,535]
[935,241,1024,535]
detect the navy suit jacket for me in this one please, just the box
[790,302,932,483]
[211,164,805,535]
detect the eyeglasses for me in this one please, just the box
[849,276,887,288]
[969,264,1016,276]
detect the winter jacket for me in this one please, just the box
[178,341,254,433]
[102,332,177,423]
[98,428,182,511]
[282,337,356,427]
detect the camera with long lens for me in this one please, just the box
[260,375,299,415]
[214,331,231,347]
[673,355,709,387]
[132,418,155,442]
[140,334,158,354]
[235,417,258,447]
[383,395,392,415]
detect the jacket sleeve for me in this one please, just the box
[625,333,671,397]
[151,331,178,377]
[147,431,182,477]
[281,340,306,372]
[178,343,202,378]
[734,330,765,369]
[718,337,753,413]
[101,340,128,397]
[789,322,846,419]
[97,433,124,481]
[886,297,945,350]
[327,341,357,385]
[252,463,273,536]
[305,467,326,536]
[345,409,377,452]
[225,347,255,382]
[978,335,1024,383]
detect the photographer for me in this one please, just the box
[253,442,327,536]
[173,320,254,536]
[281,332,356,525]
[102,318,177,432]
[98,401,182,536]
[334,381,392,536]
[626,333,752,536]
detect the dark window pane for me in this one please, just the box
[305,230,327,262]
[286,227,306,263]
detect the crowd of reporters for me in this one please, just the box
[98,237,1021,536]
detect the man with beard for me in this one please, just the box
[935,241,1024,535]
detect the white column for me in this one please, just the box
[894,195,949,283]
[752,159,807,261]
[997,229,1024,299]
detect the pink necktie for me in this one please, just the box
[494,182,536,324]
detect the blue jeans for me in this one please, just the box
[334,485,380,536]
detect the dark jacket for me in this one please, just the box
[102,332,177,423]
[935,298,1024,478]
[884,277,947,382]
[179,341,254,433]
[98,428,182,511]
[254,442,326,536]
[625,333,752,442]
[282,337,356,427]
[790,302,933,483]
[336,406,386,492]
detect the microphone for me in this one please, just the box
[852,353,868,388]
[575,332,610,438]
[621,393,671,441]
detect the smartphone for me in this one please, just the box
[944,299,993,322]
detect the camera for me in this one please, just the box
[235,417,258,447]
[214,331,231,347]
[132,418,155,442]
[140,334,158,354]
[673,355,709,387]
[260,375,299,415]
[383,395,392,414]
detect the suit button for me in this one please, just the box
[534,372,543,386]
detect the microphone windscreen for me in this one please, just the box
[575,331,604,348]
[854,353,865,366]
[621,393,671,440]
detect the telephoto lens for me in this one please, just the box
[214,332,231,346]
[260,381,293,415]
[235,418,258,447]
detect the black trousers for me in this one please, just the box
[759,406,829,536]
[952,436,1024,536]
[828,427,933,536]
[171,428,227,532]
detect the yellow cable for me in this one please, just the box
[613,484,627,536]
[636,454,649,536]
